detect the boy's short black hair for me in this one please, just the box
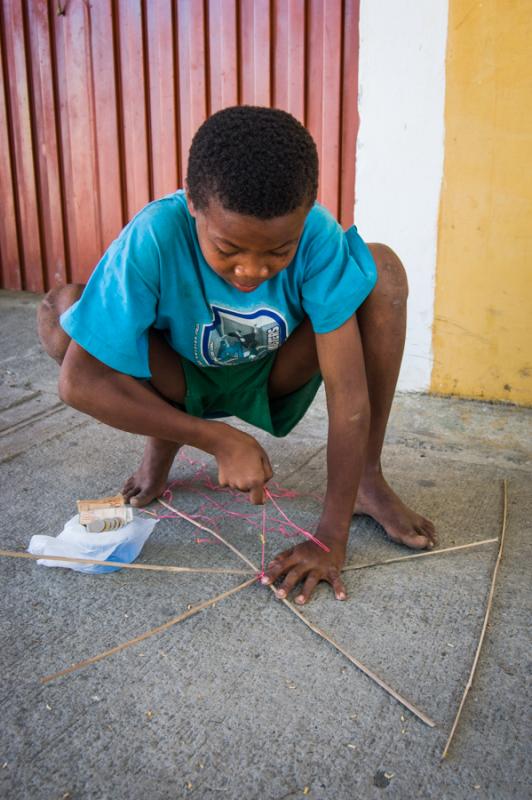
[186,106,319,219]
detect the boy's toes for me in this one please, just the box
[122,478,133,490]
[389,527,433,550]
[421,518,438,545]
[121,478,137,503]
[129,487,158,507]
[415,527,435,549]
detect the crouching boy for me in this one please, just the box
[38,106,436,604]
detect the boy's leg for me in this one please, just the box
[38,286,183,506]
[354,244,436,548]
[269,243,436,549]
[121,332,185,505]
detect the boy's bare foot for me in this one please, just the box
[122,437,181,507]
[354,472,437,549]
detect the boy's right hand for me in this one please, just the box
[211,424,273,504]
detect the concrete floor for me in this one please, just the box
[0,290,530,800]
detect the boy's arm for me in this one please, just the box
[317,313,370,535]
[59,342,272,504]
[262,314,370,602]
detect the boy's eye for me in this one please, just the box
[213,245,292,258]
[215,247,239,257]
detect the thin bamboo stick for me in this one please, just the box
[0,549,253,576]
[440,479,509,759]
[342,538,498,573]
[0,537,496,577]
[160,496,436,727]
[280,596,436,727]
[41,575,257,684]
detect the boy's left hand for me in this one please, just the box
[261,534,347,605]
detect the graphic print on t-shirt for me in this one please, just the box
[200,305,288,366]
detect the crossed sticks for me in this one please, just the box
[2,481,508,759]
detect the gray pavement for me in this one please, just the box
[0,290,531,800]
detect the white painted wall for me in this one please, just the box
[355,0,448,391]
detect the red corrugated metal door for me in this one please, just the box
[0,0,360,291]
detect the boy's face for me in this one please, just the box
[187,195,310,292]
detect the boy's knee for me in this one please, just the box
[37,283,84,365]
[368,243,409,306]
[40,283,85,316]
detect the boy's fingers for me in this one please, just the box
[217,470,228,488]
[330,575,347,600]
[261,549,295,584]
[329,572,347,601]
[294,572,320,605]
[262,455,274,482]
[249,484,265,505]
[276,567,305,599]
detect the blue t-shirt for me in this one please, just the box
[60,191,377,378]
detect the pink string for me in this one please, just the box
[259,503,267,579]
[264,487,330,552]
[141,451,329,563]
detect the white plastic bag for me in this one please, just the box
[28,514,157,574]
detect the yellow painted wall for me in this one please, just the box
[432,0,532,405]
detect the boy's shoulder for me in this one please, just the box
[111,190,194,260]
[126,190,189,234]
[304,202,342,235]
[297,202,345,267]
[300,202,346,254]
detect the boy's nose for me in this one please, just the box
[234,262,269,281]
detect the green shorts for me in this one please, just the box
[179,353,322,438]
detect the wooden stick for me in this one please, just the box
[41,575,257,684]
[0,538,496,577]
[0,549,253,576]
[441,479,509,759]
[342,538,498,573]
[161,496,436,726]
[280,596,436,727]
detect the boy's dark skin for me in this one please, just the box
[38,194,436,604]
